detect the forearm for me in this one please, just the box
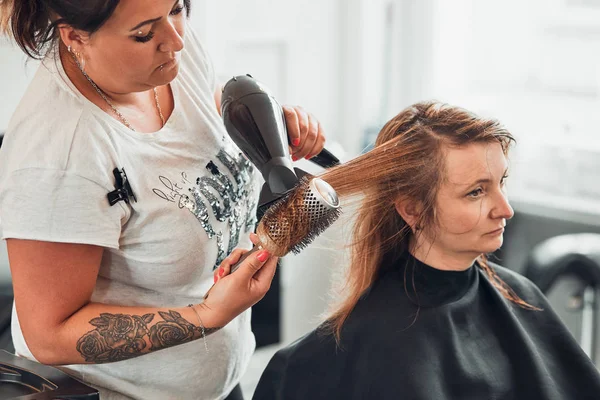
[30,302,222,366]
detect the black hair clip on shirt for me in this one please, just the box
[107,167,137,206]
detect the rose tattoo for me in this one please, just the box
[76,309,220,363]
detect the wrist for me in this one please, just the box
[194,302,231,329]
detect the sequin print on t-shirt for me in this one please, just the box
[153,149,257,269]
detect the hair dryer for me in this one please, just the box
[220,74,339,209]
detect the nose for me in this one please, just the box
[490,189,514,221]
[158,21,184,53]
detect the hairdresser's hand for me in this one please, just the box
[202,234,278,327]
[283,105,326,161]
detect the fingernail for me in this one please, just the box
[292,138,300,146]
[292,155,298,162]
[257,250,270,262]
[218,267,225,277]
[214,275,218,283]
[305,154,312,160]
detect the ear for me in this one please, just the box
[57,24,90,54]
[394,198,422,231]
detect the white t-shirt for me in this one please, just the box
[0,27,260,400]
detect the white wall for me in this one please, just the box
[385,0,600,224]
[192,0,362,155]
[0,40,39,131]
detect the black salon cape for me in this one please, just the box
[253,253,600,400]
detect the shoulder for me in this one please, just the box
[254,328,346,399]
[2,63,118,189]
[265,326,354,380]
[485,261,546,304]
[487,261,538,290]
[271,328,339,365]
[0,80,128,246]
[8,59,86,140]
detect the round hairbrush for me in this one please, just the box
[204,176,341,299]
[253,175,341,256]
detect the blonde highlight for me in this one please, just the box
[0,0,14,34]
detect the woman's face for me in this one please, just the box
[426,141,514,259]
[77,0,186,93]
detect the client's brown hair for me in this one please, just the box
[320,101,537,341]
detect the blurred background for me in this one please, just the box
[1,0,600,396]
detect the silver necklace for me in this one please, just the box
[71,51,165,131]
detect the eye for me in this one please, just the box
[500,174,509,186]
[170,5,184,16]
[467,188,484,198]
[134,31,155,43]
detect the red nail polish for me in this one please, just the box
[292,156,298,162]
[218,267,225,277]
[292,138,300,146]
[214,275,218,283]
[257,251,270,262]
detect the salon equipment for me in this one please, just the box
[220,74,339,209]
[524,233,600,363]
[204,175,341,299]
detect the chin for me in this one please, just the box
[479,236,504,254]
[154,65,180,86]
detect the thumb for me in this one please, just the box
[235,248,272,280]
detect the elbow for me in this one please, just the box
[29,346,62,366]
[21,326,68,365]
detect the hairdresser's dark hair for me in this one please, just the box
[0,0,191,59]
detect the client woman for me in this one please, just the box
[253,101,600,399]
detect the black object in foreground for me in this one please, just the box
[0,350,99,399]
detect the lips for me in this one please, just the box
[158,58,177,71]
[486,227,505,235]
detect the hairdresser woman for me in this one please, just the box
[0,1,326,399]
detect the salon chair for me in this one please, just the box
[523,233,600,363]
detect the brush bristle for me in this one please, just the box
[288,205,342,254]
[256,175,342,256]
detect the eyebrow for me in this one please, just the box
[129,0,180,32]
[469,178,492,186]
[130,17,161,32]
[465,168,509,187]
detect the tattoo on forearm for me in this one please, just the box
[76,310,222,363]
